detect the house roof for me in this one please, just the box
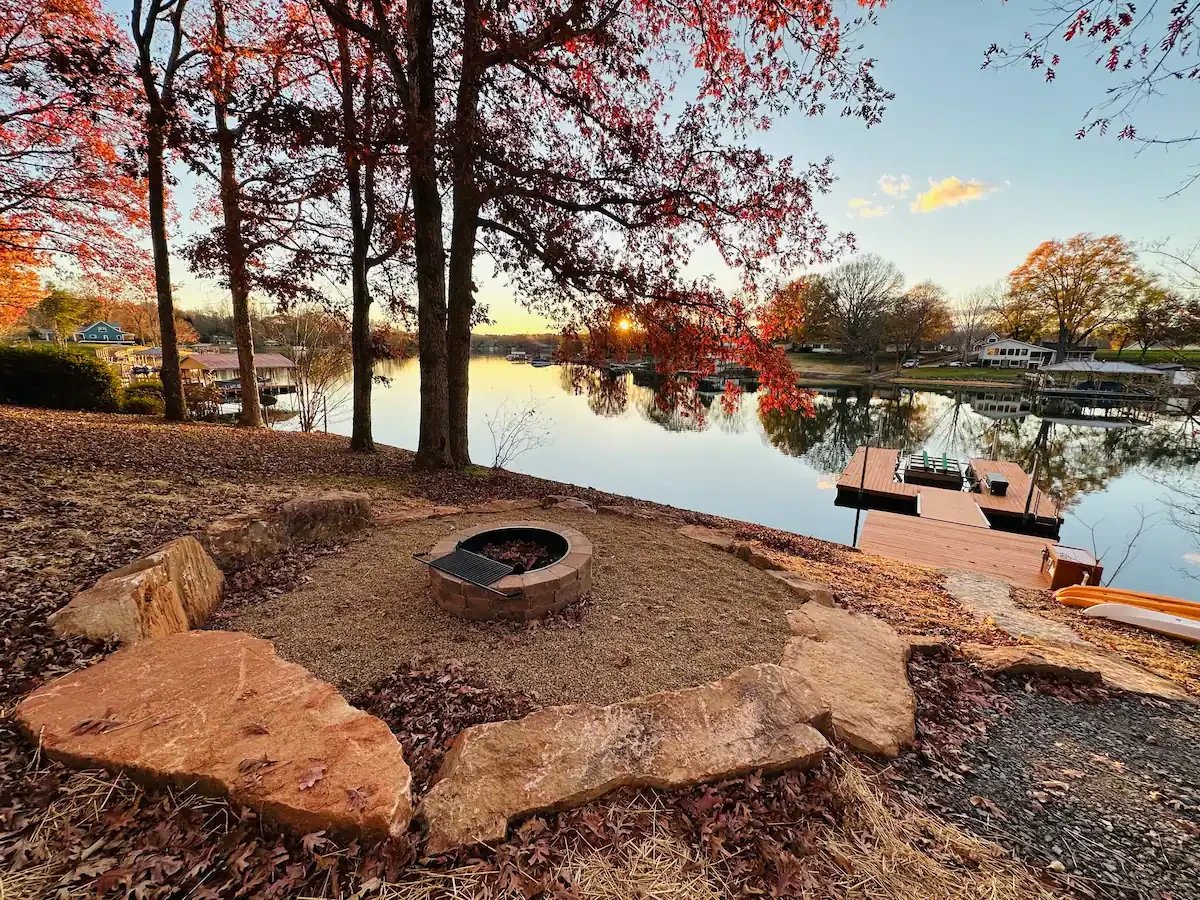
[978,337,1052,353]
[1041,360,1162,374]
[183,352,295,369]
[76,321,128,332]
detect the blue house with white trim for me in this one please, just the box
[73,321,134,344]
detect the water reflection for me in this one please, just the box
[558,368,1200,513]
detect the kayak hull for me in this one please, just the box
[1080,602,1200,644]
[1055,585,1200,622]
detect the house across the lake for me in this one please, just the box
[970,333,1055,369]
[180,352,296,390]
[72,321,135,344]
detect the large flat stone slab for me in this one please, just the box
[420,664,829,853]
[49,537,223,644]
[962,641,1191,702]
[781,604,915,758]
[201,490,371,569]
[16,631,412,838]
[766,571,835,607]
[676,525,736,552]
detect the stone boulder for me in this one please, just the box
[421,664,829,853]
[766,571,835,607]
[676,525,736,552]
[961,642,1190,702]
[16,631,412,839]
[732,542,777,571]
[49,537,223,644]
[781,605,915,758]
[202,490,371,569]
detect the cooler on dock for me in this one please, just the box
[984,472,1009,496]
[1041,544,1103,589]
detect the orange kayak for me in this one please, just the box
[1055,585,1200,622]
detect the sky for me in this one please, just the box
[148,0,1198,333]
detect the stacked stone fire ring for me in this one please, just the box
[422,521,593,622]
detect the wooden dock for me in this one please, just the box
[836,447,918,502]
[836,447,1059,529]
[858,511,1051,590]
[968,459,1058,524]
[917,489,991,528]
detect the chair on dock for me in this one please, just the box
[903,450,966,490]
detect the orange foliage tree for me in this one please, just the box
[0,248,43,330]
[1008,234,1140,360]
[0,0,148,317]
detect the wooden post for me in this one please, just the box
[858,443,869,501]
[1023,454,1040,522]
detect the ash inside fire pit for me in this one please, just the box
[460,526,568,574]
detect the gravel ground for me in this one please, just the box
[230,509,801,705]
[908,672,1200,900]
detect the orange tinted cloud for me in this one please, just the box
[848,197,890,219]
[911,176,997,213]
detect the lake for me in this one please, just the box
[280,355,1200,600]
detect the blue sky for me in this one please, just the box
[152,0,1196,332]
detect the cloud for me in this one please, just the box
[1184,552,1200,567]
[878,174,911,197]
[910,176,998,213]
[848,197,890,219]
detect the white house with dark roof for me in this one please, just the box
[970,333,1055,369]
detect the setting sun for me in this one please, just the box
[617,318,632,332]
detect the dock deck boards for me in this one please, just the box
[969,458,1057,523]
[858,511,1051,590]
[917,489,991,528]
[836,447,1060,527]
[835,447,918,500]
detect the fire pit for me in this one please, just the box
[422,521,593,621]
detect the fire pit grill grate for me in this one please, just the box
[416,547,514,591]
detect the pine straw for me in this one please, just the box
[356,799,729,900]
[2,754,1060,900]
[825,761,1056,900]
[316,757,1056,900]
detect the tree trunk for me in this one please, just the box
[350,259,374,450]
[335,21,375,451]
[146,119,187,421]
[409,0,451,468]
[446,0,481,468]
[1056,325,1068,363]
[210,4,263,428]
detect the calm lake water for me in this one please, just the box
[282,356,1200,600]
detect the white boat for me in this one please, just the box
[506,350,528,362]
[530,357,553,368]
[1081,602,1200,644]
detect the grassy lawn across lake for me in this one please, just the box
[1097,348,1200,364]
[891,366,1023,383]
